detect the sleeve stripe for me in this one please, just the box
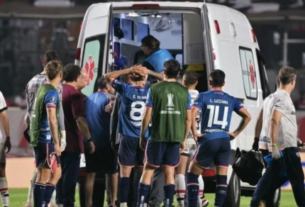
[0,106,8,113]
[146,105,153,108]
[46,105,56,108]
[192,105,201,109]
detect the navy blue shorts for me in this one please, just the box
[118,135,144,167]
[192,138,230,169]
[85,146,118,174]
[34,142,61,169]
[145,140,180,168]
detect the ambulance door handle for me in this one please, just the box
[236,98,244,104]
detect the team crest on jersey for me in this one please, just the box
[50,97,56,103]
[166,93,175,107]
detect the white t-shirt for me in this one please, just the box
[259,89,297,151]
[186,89,200,147]
[0,91,8,143]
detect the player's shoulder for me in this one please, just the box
[273,90,289,103]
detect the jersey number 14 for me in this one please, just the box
[207,105,228,129]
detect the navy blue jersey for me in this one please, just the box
[193,90,243,141]
[85,92,112,148]
[112,79,149,138]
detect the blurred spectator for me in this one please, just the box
[297,93,305,110]
[14,92,27,109]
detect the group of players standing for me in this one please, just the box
[22,46,254,207]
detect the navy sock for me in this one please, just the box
[43,183,55,205]
[119,177,130,203]
[34,182,46,207]
[137,183,150,207]
[215,175,227,207]
[164,184,175,207]
[186,173,199,207]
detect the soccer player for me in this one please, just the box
[56,64,95,207]
[137,59,192,207]
[30,60,63,207]
[0,91,11,207]
[175,71,207,207]
[187,69,251,207]
[84,76,118,207]
[24,50,66,207]
[105,65,163,207]
[250,67,305,207]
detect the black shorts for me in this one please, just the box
[34,142,61,169]
[145,140,180,168]
[118,135,144,167]
[85,147,118,174]
[192,138,230,169]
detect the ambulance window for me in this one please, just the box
[256,49,270,99]
[81,35,105,96]
[239,47,258,100]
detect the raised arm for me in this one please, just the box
[105,67,133,83]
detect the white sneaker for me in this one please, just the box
[202,199,209,207]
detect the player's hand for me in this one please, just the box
[4,137,11,153]
[193,132,204,141]
[55,143,61,157]
[132,66,148,77]
[105,101,114,113]
[89,141,95,154]
[271,144,281,159]
[140,137,147,151]
[180,140,186,152]
[228,132,237,140]
[60,130,66,152]
[252,137,259,151]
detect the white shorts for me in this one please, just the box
[181,137,197,156]
[0,143,6,164]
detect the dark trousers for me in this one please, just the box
[56,151,81,207]
[251,147,305,207]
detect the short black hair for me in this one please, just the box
[278,66,296,85]
[44,50,59,64]
[63,64,81,82]
[97,76,108,89]
[209,69,225,87]
[141,35,160,50]
[184,70,198,86]
[45,60,63,81]
[164,60,180,79]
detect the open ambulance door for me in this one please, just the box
[75,3,113,97]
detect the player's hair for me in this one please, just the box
[141,35,160,50]
[45,60,63,81]
[209,69,225,87]
[63,64,81,82]
[278,66,296,85]
[184,70,198,86]
[97,76,108,89]
[44,50,59,64]
[164,59,180,79]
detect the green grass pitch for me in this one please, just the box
[9,189,295,207]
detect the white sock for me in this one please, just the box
[175,174,186,206]
[198,175,204,207]
[49,190,56,207]
[120,202,128,207]
[0,177,9,207]
[27,169,37,205]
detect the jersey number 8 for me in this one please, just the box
[130,101,146,121]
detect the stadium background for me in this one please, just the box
[0,0,305,206]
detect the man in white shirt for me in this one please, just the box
[250,67,305,207]
[0,91,11,207]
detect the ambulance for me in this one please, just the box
[75,2,279,206]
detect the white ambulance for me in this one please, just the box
[75,2,278,206]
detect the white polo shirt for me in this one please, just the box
[259,89,297,151]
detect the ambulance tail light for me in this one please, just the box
[214,20,220,34]
[75,48,81,60]
[131,3,160,8]
[251,29,257,42]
